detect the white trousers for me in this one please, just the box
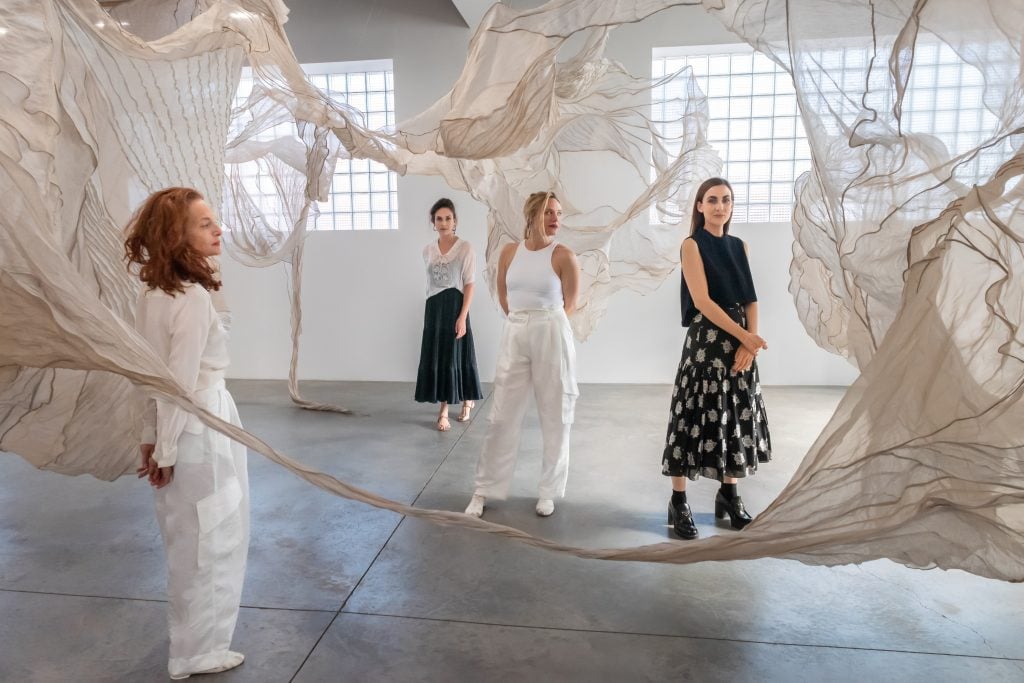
[474,308,579,500]
[154,381,249,679]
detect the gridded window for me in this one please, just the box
[800,40,1016,184]
[653,47,810,223]
[653,41,1017,223]
[234,60,397,231]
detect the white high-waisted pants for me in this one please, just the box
[474,307,579,500]
[154,380,249,679]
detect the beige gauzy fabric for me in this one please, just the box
[386,2,721,339]
[221,0,722,340]
[0,0,350,484]
[0,0,244,480]
[0,0,716,478]
[1,0,1022,582]
[700,0,1024,578]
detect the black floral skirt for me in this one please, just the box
[662,305,771,480]
[415,287,484,405]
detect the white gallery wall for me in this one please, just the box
[221,0,859,386]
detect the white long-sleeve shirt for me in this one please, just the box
[135,283,229,467]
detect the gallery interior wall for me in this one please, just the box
[220,0,860,386]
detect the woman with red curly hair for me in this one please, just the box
[125,187,248,680]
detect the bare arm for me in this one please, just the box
[457,282,475,320]
[496,243,517,316]
[732,301,761,373]
[744,301,759,335]
[681,239,765,353]
[731,241,764,372]
[742,241,759,335]
[455,282,474,339]
[553,245,580,316]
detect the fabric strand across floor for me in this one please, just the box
[1,381,1022,682]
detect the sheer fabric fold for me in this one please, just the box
[1,0,1021,581]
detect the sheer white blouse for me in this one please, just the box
[423,238,476,298]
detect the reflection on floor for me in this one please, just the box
[1,382,1022,682]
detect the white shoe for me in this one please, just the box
[535,498,555,517]
[169,651,245,679]
[464,494,486,517]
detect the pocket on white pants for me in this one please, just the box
[560,392,578,424]
[196,477,243,567]
[558,318,579,424]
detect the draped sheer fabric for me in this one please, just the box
[703,0,1024,579]
[0,0,1021,581]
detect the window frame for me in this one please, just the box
[233,58,399,232]
[652,44,811,225]
[652,40,1015,225]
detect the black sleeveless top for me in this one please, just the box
[680,228,757,327]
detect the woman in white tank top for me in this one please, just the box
[464,192,580,519]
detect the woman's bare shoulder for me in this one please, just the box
[499,241,519,259]
[552,243,577,259]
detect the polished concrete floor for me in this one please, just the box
[1,381,1022,682]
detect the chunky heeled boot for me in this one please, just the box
[715,491,752,529]
[668,500,699,539]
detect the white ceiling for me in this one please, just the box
[449,0,498,29]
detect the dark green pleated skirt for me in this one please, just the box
[415,287,483,404]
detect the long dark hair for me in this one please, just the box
[124,187,221,294]
[689,177,733,236]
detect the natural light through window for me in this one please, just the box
[652,41,1010,224]
[653,45,810,223]
[234,59,397,231]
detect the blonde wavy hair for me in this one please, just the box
[522,191,558,239]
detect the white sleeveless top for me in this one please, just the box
[506,241,563,311]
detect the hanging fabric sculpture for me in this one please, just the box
[0,0,1021,582]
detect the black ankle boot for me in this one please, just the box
[715,491,752,530]
[668,500,699,539]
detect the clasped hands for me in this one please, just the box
[732,331,768,375]
[137,444,174,489]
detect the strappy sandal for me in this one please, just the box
[437,411,451,431]
[456,401,475,422]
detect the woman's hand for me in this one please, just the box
[150,466,174,489]
[741,331,768,354]
[137,444,156,480]
[455,315,467,339]
[137,444,173,489]
[732,346,756,374]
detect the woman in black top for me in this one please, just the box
[663,177,772,540]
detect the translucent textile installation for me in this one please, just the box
[0,0,1021,581]
[705,0,1024,578]
[0,0,717,472]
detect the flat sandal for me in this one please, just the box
[456,401,475,422]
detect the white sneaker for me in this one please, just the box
[170,651,245,679]
[464,494,486,517]
[535,498,555,517]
